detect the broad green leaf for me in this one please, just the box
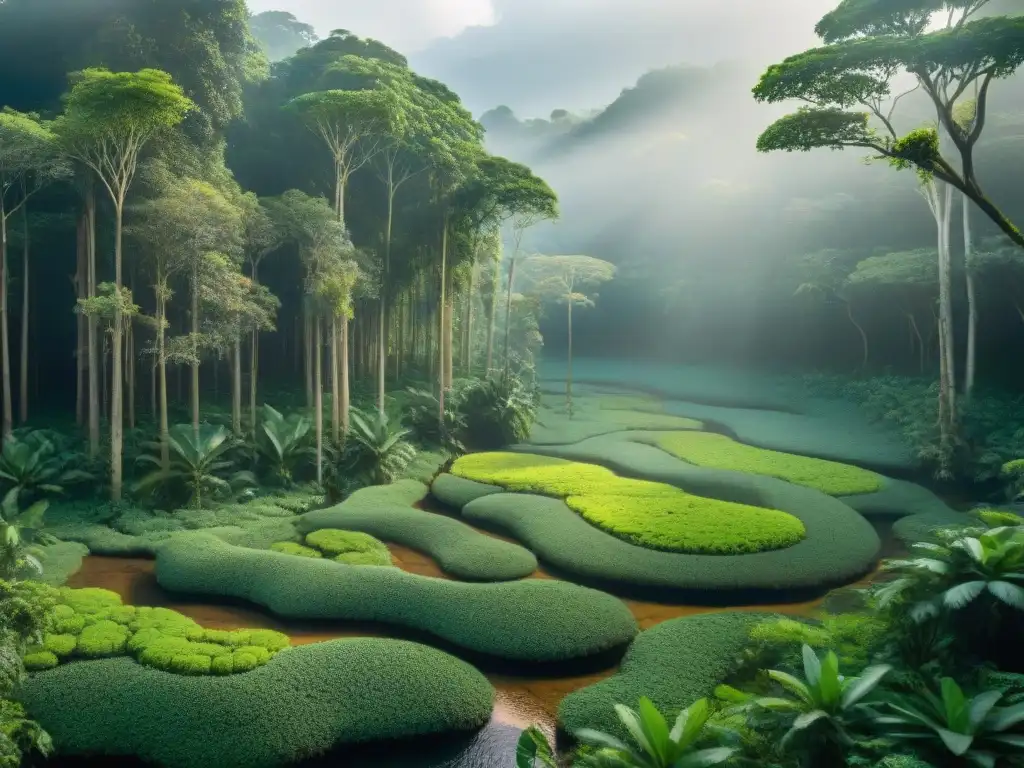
[841,665,891,708]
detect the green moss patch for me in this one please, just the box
[23,638,494,768]
[451,452,805,555]
[298,481,536,581]
[304,529,393,566]
[156,533,637,662]
[651,431,883,496]
[559,612,767,739]
[23,586,289,676]
[432,435,879,595]
[528,402,703,446]
[269,541,322,558]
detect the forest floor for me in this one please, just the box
[42,360,967,768]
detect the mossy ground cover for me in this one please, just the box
[528,398,703,446]
[537,359,916,471]
[22,585,289,676]
[651,431,883,496]
[155,532,637,661]
[450,452,805,555]
[302,529,394,566]
[432,438,879,595]
[559,612,768,739]
[297,481,537,581]
[23,638,494,768]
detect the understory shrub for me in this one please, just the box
[450,452,805,554]
[654,431,883,496]
[22,586,289,676]
[302,528,392,566]
[22,638,494,768]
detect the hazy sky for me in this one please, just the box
[249,0,839,116]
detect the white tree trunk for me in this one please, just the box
[963,192,977,401]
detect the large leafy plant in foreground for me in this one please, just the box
[0,492,53,580]
[341,409,417,487]
[460,374,538,450]
[0,430,93,504]
[718,644,890,766]
[134,425,255,507]
[877,677,1024,767]
[574,697,735,768]
[256,404,314,485]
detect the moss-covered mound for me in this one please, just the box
[432,450,879,596]
[302,529,393,566]
[298,481,536,581]
[22,586,289,676]
[450,452,805,555]
[155,533,637,661]
[559,612,767,739]
[23,638,494,768]
[651,431,883,496]
[528,403,703,446]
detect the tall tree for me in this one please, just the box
[55,68,194,500]
[520,255,616,415]
[0,109,65,438]
[753,0,1024,248]
[249,11,318,62]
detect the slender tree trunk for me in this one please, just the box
[304,310,313,408]
[963,193,977,402]
[940,183,956,426]
[502,256,517,379]
[341,318,350,434]
[908,312,925,373]
[438,219,448,425]
[249,331,258,435]
[75,214,86,426]
[110,201,125,501]
[845,300,869,370]
[157,286,169,471]
[567,294,574,417]
[0,207,10,439]
[86,189,99,458]
[19,209,29,424]
[465,265,476,376]
[232,338,242,435]
[378,191,394,413]
[330,316,340,444]
[314,317,323,485]
[443,272,454,390]
[486,275,497,376]
[190,265,200,437]
[126,319,135,430]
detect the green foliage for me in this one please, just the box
[560,613,767,739]
[22,638,494,768]
[874,524,1024,625]
[654,431,883,496]
[401,385,468,455]
[340,409,417,486]
[134,424,256,507]
[719,645,890,765]
[0,430,93,505]
[0,492,53,581]
[516,726,558,768]
[877,677,1024,765]
[459,374,539,450]
[297,480,537,581]
[745,612,887,673]
[303,528,393,566]
[269,541,322,558]
[575,697,736,768]
[21,586,289,677]
[255,404,314,485]
[451,452,805,555]
[156,532,638,662]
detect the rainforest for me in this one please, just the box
[1,0,1024,766]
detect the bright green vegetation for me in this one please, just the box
[450,452,805,554]
[298,481,537,581]
[528,400,703,446]
[155,533,638,661]
[559,612,767,739]
[302,529,393,566]
[269,541,321,558]
[22,586,289,676]
[432,462,878,595]
[652,431,883,495]
[22,638,495,768]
